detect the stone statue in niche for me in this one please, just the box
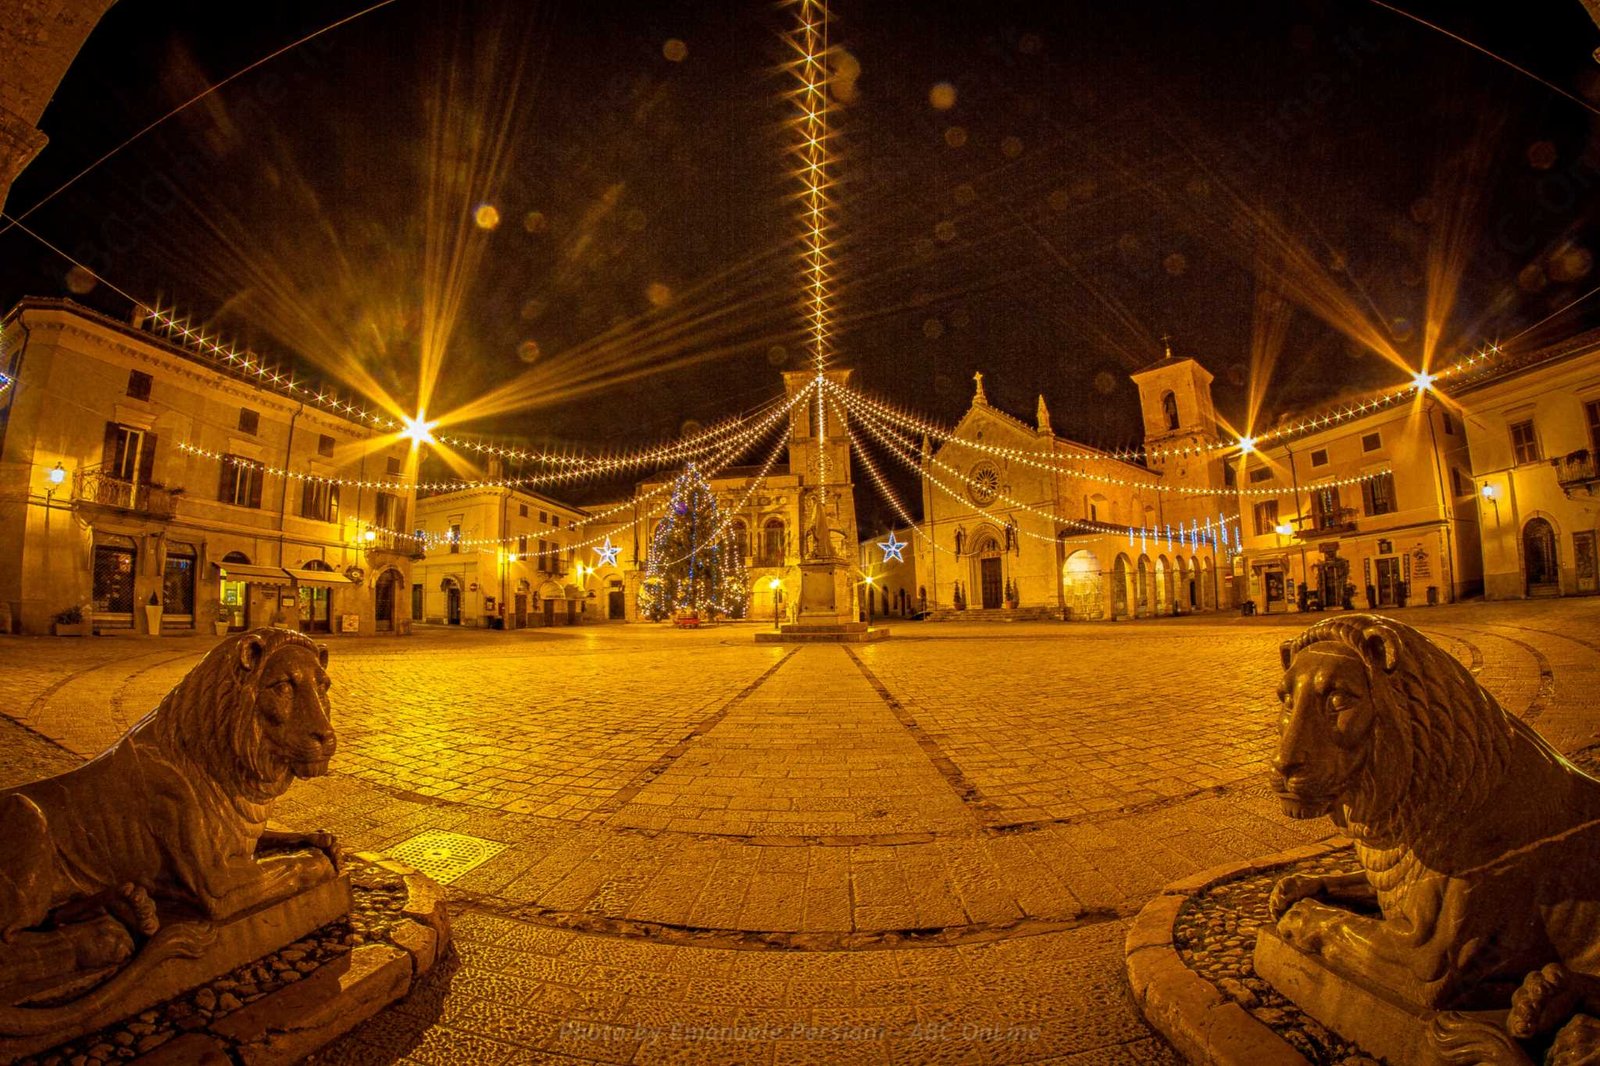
[0,629,342,1040]
[1266,614,1600,1062]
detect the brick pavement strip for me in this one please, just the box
[0,599,1595,1064]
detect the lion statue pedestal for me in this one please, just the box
[0,629,351,1063]
[1259,615,1600,1066]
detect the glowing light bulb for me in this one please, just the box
[1237,436,1256,455]
[363,529,377,543]
[1412,370,1435,391]
[1274,522,1294,537]
[400,415,435,446]
[47,462,66,485]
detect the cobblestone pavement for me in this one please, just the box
[2,598,1597,1065]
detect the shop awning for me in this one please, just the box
[283,567,359,588]
[212,562,293,587]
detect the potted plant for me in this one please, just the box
[53,605,90,637]
[144,591,163,637]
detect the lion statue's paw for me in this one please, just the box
[110,884,159,938]
[1268,873,1325,922]
[1509,963,1583,1040]
[1549,1013,1600,1066]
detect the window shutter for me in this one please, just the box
[394,497,406,530]
[218,460,233,502]
[1362,480,1375,514]
[248,467,263,509]
[330,484,340,522]
[102,422,120,468]
[301,480,315,517]
[138,433,158,485]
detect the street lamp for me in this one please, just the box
[863,574,876,625]
[768,577,783,629]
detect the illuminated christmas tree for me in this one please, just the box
[639,465,747,620]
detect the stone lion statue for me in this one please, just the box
[0,629,340,1035]
[1267,614,1600,1054]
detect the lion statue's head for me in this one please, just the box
[141,627,337,803]
[1272,614,1513,841]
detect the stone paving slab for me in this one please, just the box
[0,599,1594,1064]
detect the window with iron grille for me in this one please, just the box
[317,434,336,457]
[1252,500,1280,537]
[1361,472,1397,516]
[127,370,153,401]
[518,535,528,558]
[448,523,461,553]
[219,456,263,508]
[238,408,260,435]
[1451,467,1471,497]
[300,480,340,522]
[1587,400,1600,455]
[1510,420,1540,465]
[163,545,196,616]
[92,538,136,615]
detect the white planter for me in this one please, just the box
[213,620,231,637]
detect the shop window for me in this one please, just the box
[92,536,137,616]
[163,544,196,617]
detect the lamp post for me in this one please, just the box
[768,576,783,629]
[863,574,875,626]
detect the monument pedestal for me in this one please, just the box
[755,558,889,644]
[1254,927,1517,1066]
[0,872,352,1063]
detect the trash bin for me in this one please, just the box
[1426,586,1438,606]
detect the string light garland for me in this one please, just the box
[833,393,960,557]
[148,306,789,473]
[849,392,1234,550]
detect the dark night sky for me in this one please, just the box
[4,2,1599,523]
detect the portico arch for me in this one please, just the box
[1062,548,1102,620]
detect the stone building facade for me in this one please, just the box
[411,484,592,627]
[1458,331,1600,599]
[0,299,417,635]
[1232,396,1481,612]
[914,355,1236,621]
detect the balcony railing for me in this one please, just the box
[1554,449,1599,492]
[1296,507,1358,537]
[75,467,176,519]
[362,529,424,558]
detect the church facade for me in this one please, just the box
[914,355,1240,620]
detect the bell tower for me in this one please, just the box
[1129,343,1231,523]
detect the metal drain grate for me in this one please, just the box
[384,830,507,885]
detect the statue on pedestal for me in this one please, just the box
[1266,615,1600,1063]
[0,629,342,1041]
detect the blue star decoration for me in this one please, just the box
[593,536,621,568]
[878,531,906,563]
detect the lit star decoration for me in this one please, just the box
[878,531,906,563]
[593,536,621,568]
